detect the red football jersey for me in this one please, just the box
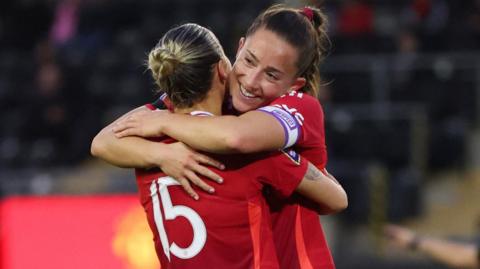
[258,91,335,269]
[135,111,308,269]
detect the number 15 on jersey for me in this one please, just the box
[150,177,207,260]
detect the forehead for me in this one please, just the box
[243,28,299,75]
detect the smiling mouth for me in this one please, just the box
[239,84,256,98]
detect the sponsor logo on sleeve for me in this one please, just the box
[281,148,301,165]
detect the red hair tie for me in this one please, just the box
[301,7,314,22]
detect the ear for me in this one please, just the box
[290,77,306,92]
[217,58,231,83]
[235,37,246,59]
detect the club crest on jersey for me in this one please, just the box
[281,148,301,165]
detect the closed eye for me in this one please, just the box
[266,72,279,80]
[244,57,254,66]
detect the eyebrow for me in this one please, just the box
[246,49,285,76]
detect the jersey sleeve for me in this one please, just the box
[256,91,326,147]
[261,91,328,168]
[259,150,308,198]
[271,91,324,144]
[257,105,302,148]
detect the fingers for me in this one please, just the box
[111,122,128,134]
[194,154,225,170]
[177,178,199,200]
[114,128,138,138]
[184,170,215,194]
[191,163,223,184]
[112,119,142,137]
[112,119,134,131]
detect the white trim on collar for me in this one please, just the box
[190,111,214,117]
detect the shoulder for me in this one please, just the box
[271,91,321,107]
[270,91,323,116]
[266,91,324,126]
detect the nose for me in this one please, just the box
[243,68,261,92]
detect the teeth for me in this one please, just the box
[240,85,255,98]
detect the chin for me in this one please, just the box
[232,102,251,113]
[232,99,255,113]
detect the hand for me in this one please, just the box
[113,109,168,138]
[157,142,225,200]
[384,224,417,249]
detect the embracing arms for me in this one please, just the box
[113,109,287,154]
[91,106,224,199]
[91,106,166,168]
[296,163,348,214]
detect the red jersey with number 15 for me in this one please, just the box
[258,91,334,269]
[135,111,308,269]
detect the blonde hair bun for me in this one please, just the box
[148,47,179,84]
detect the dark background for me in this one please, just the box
[1,0,479,268]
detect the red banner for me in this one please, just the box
[0,195,160,269]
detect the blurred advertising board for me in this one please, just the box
[0,195,159,269]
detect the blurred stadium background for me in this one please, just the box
[1,0,480,268]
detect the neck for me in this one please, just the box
[174,86,223,116]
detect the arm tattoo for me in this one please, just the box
[305,163,325,181]
[305,163,341,185]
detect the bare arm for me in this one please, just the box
[419,237,478,268]
[295,163,348,214]
[385,224,479,269]
[113,109,286,154]
[91,106,165,168]
[91,106,225,199]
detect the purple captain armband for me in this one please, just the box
[257,106,301,148]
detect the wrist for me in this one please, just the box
[155,111,171,135]
[143,143,166,169]
[156,119,166,136]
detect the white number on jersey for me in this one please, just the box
[281,90,304,98]
[150,177,207,260]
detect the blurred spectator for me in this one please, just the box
[470,1,480,32]
[400,0,449,51]
[466,0,480,48]
[337,0,373,36]
[384,224,480,269]
[49,0,81,47]
[19,41,73,166]
[391,30,419,90]
[412,0,431,20]
[26,62,70,165]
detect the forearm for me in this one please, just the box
[91,105,166,168]
[416,237,478,268]
[91,128,162,168]
[296,163,348,214]
[161,112,284,154]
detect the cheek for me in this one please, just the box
[229,65,242,86]
[262,84,289,101]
